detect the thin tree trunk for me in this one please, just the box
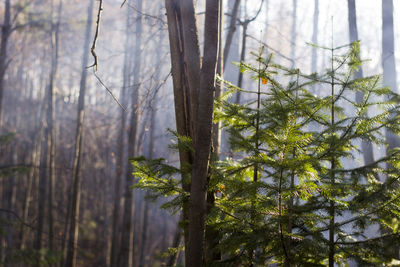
[179,0,202,137]
[164,0,194,263]
[223,0,240,70]
[311,0,318,74]
[347,0,375,165]
[65,0,93,265]
[48,0,63,253]
[290,0,297,69]
[0,0,10,127]
[109,6,131,266]
[382,0,400,150]
[206,0,223,264]
[235,22,247,104]
[188,0,220,266]
[167,215,183,267]
[117,0,143,266]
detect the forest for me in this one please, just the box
[1,0,400,266]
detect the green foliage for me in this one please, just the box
[131,43,400,265]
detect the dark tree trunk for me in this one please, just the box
[223,0,240,70]
[164,0,194,263]
[109,6,131,266]
[290,0,297,69]
[0,0,10,127]
[382,0,400,150]
[311,0,318,74]
[347,0,375,165]
[117,0,143,266]
[188,0,220,266]
[65,0,93,265]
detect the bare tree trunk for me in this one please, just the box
[382,0,400,150]
[65,0,93,265]
[109,6,131,266]
[188,0,220,266]
[35,2,64,258]
[139,22,162,266]
[167,215,183,267]
[117,0,143,266]
[19,123,41,249]
[164,0,194,263]
[0,0,10,127]
[347,0,375,165]
[179,0,201,137]
[235,21,247,104]
[290,0,297,69]
[47,0,63,253]
[206,0,223,264]
[223,0,240,70]
[311,0,318,74]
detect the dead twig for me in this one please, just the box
[88,0,125,110]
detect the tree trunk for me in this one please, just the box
[164,0,194,263]
[179,0,201,137]
[223,0,240,70]
[117,0,143,266]
[188,0,220,266]
[47,0,63,253]
[0,0,10,127]
[65,0,93,265]
[311,0,318,74]
[382,0,400,150]
[347,0,375,165]
[290,0,297,69]
[109,6,131,266]
[235,22,247,104]
[167,215,183,267]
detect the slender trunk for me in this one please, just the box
[109,6,131,266]
[223,0,240,70]
[167,215,183,267]
[164,0,194,263]
[382,0,400,150]
[65,0,93,265]
[188,0,220,266]
[19,130,40,249]
[290,0,297,69]
[347,0,375,165]
[179,0,201,137]
[311,0,318,74]
[0,0,10,127]
[48,0,63,252]
[235,22,247,104]
[139,80,158,267]
[328,45,335,267]
[117,0,143,265]
[205,2,223,260]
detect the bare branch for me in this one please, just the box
[88,0,103,71]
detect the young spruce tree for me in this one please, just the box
[132,42,400,266]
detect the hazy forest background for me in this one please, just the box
[1,0,400,266]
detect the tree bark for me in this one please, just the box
[347,0,375,165]
[47,0,63,252]
[117,0,143,266]
[382,0,400,150]
[235,21,247,104]
[179,0,201,136]
[290,0,297,69]
[223,0,240,70]
[65,0,93,265]
[188,0,220,266]
[311,0,318,74]
[0,0,10,127]
[109,5,131,266]
[164,0,194,263]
